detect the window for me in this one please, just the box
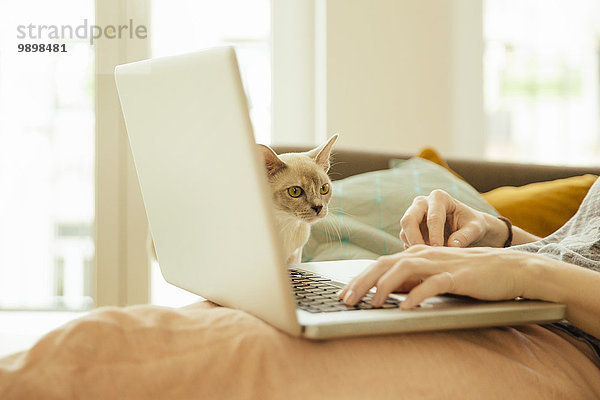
[149,0,271,306]
[0,0,95,310]
[484,0,600,165]
[151,0,271,144]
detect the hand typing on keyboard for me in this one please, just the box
[289,269,399,313]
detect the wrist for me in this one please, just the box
[519,256,563,302]
[482,214,511,247]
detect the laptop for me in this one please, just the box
[114,46,565,339]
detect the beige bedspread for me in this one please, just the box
[1,301,599,399]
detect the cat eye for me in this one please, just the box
[320,183,330,195]
[288,186,303,198]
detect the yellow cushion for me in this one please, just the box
[481,175,597,237]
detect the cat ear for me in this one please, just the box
[258,144,287,176]
[307,134,338,172]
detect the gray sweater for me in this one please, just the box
[512,177,600,357]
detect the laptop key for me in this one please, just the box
[305,293,323,299]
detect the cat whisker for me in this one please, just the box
[332,221,344,245]
[319,215,343,244]
[328,206,355,218]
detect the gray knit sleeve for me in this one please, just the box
[511,178,600,272]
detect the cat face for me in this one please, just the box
[269,155,333,222]
[259,135,338,223]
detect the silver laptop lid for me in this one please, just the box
[115,47,301,335]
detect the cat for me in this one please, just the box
[148,135,338,265]
[258,134,338,264]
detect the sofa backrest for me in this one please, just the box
[271,145,600,192]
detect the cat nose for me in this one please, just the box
[312,205,323,215]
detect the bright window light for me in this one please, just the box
[484,0,600,165]
[0,0,95,310]
[151,0,271,144]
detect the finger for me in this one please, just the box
[370,257,433,306]
[337,259,386,299]
[339,257,395,305]
[337,276,353,299]
[448,223,481,248]
[400,198,428,247]
[402,243,430,254]
[395,277,423,293]
[400,230,409,249]
[426,196,447,247]
[419,220,430,245]
[401,271,458,309]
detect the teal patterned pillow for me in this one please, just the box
[302,157,498,262]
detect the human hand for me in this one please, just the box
[337,245,532,309]
[400,189,509,248]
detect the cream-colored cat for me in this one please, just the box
[148,135,338,265]
[258,135,338,264]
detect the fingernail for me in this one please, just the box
[336,290,344,299]
[452,239,461,247]
[344,290,357,305]
[401,300,412,310]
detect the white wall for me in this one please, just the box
[272,0,484,158]
[271,0,316,145]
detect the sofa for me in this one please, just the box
[275,145,600,191]
[1,147,599,399]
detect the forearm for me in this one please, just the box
[512,226,541,246]
[521,257,600,339]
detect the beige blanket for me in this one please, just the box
[1,301,599,399]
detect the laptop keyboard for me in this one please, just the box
[289,268,399,313]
